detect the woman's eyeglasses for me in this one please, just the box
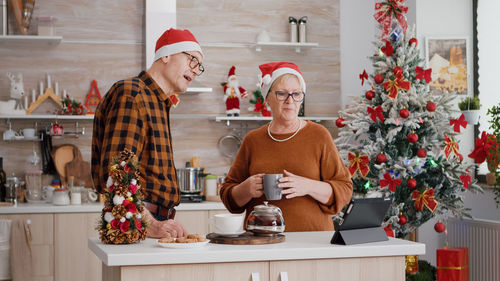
[182,52,204,76]
[274,91,305,102]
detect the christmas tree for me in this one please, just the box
[335,0,482,238]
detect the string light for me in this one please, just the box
[364,181,371,189]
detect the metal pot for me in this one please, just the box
[176,167,205,193]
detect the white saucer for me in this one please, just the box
[213,230,245,237]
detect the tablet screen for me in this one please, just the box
[336,197,393,230]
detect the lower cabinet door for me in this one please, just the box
[54,213,101,281]
[0,213,54,281]
[175,210,209,234]
[114,261,269,281]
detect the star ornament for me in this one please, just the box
[379,172,402,192]
[450,114,468,133]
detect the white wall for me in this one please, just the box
[340,0,499,267]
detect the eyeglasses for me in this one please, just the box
[182,52,204,76]
[274,90,305,102]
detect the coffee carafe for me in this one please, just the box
[5,173,20,205]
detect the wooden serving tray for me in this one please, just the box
[206,232,285,245]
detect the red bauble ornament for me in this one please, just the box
[376,153,387,163]
[408,133,418,143]
[426,101,437,112]
[365,91,375,100]
[374,73,384,84]
[399,108,409,118]
[398,215,407,225]
[336,118,346,128]
[393,67,403,77]
[434,222,446,233]
[417,148,427,158]
[409,38,418,46]
[407,178,417,189]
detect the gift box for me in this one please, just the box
[437,247,469,281]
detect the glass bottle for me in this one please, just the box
[0,157,6,201]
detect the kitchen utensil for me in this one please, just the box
[65,146,92,188]
[52,188,69,205]
[52,144,79,186]
[289,17,298,42]
[42,185,55,202]
[49,122,63,137]
[263,174,283,200]
[246,201,285,236]
[298,16,307,43]
[176,163,205,193]
[22,128,35,139]
[218,135,241,159]
[4,173,20,204]
[206,232,285,245]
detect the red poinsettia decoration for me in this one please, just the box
[468,132,500,172]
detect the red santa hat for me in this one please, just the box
[258,62,306,97]
[154,28,203,62]
[228,66,236,79]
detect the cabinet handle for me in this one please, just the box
[251,272,260,281]
[280,272,289,281]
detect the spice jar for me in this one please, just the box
[246,201,285,236]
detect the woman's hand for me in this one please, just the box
[279,170,332,204]
[231,173,264,207]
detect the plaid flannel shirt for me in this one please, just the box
[92,71,180,209]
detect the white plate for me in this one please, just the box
[156,239,209,249]
[213,230,246,237]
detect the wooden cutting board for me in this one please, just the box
[206,232,285,245]
[52,144,79,185]
[65,147,92,188]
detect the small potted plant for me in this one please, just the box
[458,96,481,124]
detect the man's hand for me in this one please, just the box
[143,209,187,238]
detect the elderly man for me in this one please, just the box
[92,28,204,238]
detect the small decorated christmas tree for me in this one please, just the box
[335,0,482,238]
[97,149,147,244]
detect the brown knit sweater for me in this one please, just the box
[220,121,353,232]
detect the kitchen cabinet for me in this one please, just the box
[54,213,101,281]
[0,213,54,281]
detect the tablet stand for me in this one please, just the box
[330,226,388,245]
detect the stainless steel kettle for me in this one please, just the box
[176,162,205,193]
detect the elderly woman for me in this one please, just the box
[220,62,353,232]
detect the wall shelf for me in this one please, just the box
[213,115,337,126]
[0,35,63,45]
[0,114,93,120]
[184,87,213,94]
[255,41,319,53]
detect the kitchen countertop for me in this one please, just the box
[0,201,226,214]
[88,231,425,266]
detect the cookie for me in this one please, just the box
[176,237,197,243]
[158,237,175,243]
[187,234,206,242]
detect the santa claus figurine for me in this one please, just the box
[223,66,247,116]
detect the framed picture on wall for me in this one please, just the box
[425,37,469,95]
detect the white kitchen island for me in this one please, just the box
[88,231,425,281]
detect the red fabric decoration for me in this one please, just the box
[450,113,468,133]
[367,105,385,122]
[415,66,432,83]
[468,131,492,163]
[460,169,471,189]
[134,219,142,230]
[384,224,394,237]
[437,247,469,281]
[379,172,402,192]
[444,134,463,161]
[120,220,130,232]
[411,188,438,212]
[348,152,370,177]
[384,68,411,99]
[359,69,368,86]
[111,219,120,230]
[169,94,180,107]
[374,0,409,41]
[381,41,394,56]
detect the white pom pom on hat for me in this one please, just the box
[154,28,203,62]
[258,62,306,97]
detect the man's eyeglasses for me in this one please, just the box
[274,90,305,102]
[182,52,204,76]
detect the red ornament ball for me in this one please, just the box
[434,222,446,233]
[336,118,346,128]
[408,133,419,143]
[374,73,385,84]
[417,148,427,158]
[365,91,375,100]
[398,215,407,225]
[376,153,387,164]
[426,101,437,112]
[409,38,418,46]
[407,178,417,189]
[393,67,403,77]
[399,108,409,118]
